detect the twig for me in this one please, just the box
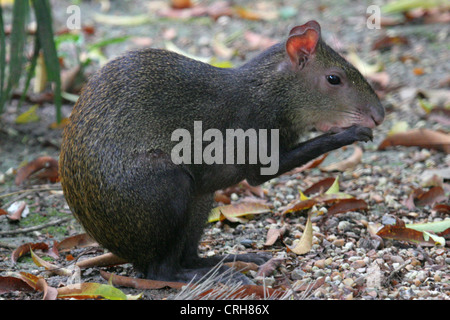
[0,216,72,236]
[384,259,411,286]
[0,184,62,200]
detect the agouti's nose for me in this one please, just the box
[372,103,385,126]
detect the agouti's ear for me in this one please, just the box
[286,21,321,69]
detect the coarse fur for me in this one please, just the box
[59,21,384,284]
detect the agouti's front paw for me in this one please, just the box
[354,126,373,142]
[339,125,373,143]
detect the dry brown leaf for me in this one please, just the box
[76,252,128,269]
[256,257,284,277]
[288,212,313,255]
[372,35,409,51]
[303,177,336,196]
[0,276,36,294]
[224,261,258,273]
[36,278,58,300]
[6,201,26,221]
[15,156,59,185]
[30,248,73,277]
[209,202,270,223]
[327,198,368,215]
[100,270,186,290]
[264,225,286,246]
[376,223,436,246]
[321,146,363,172]
[284,153,328,176]
[415,186,446,207]
[378,128,450,153]
[281,199,317,215]
[11,243,49,264]
[56,233,98,253]
[170,0,193,9]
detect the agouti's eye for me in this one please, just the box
[326,75,341,85]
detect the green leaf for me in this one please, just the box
[406,219,450,234]
[381,0,448,14]
[32,0,62,123]
[324,176,340,194]
[57,283,129,300]
[15,105,40,124]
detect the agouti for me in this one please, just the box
[59,21,384,284]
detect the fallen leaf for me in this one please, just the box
[303,177,336,196]
[256,257,284,277]
[381,0,447,14]
[30,248,73,277]
[388,121,409,136]
[0,276,36,294]
[281,199,317,215]
[196,283,285,299]
[100,270,186,290]
[327,198,368,215]
[377,220,444,246]
[170,0,193,9]
[413,67,425,76]
[15,156,59,185]
[56,233,98,253]
[433,203,450,214]
[15,105,40,124]
[233,6,263,21]
[57,282,131,300]
[406,219,450,234]
[93,13,151,26]
[76,252,128,269]
[378,128,450,153]
[224,261,258,273]
[346,51,383,76]
[264,225,286,246]
[288,212,313,255]
[6,201,27,221]
[414,186,446,207]
[321,146,364,172]
[372,35,409,51]
[209,202,270,223]
[11,243,49,264]
[283,153,328,176]
[6,272,42,291]
[36,278,58,300]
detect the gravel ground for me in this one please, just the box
[0,0,449,301]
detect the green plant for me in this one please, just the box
[0,0,62,123]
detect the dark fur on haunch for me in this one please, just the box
[59,21,384,284]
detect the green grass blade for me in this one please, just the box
[1,0,30,113]
[0,5,6,113]
[32,0,62,123]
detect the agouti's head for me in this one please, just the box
[282,21,384,134]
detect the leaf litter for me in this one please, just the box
[0,0,449,300]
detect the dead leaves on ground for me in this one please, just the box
[378,128,450,154]
[279,176,369,255]
[2,233,284,300]
[14,156,59,185]
[375,218,448,247]
[267,176,449,255]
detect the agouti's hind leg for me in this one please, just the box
[175,194,270,284]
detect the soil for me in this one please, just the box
[0,0,448,301]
